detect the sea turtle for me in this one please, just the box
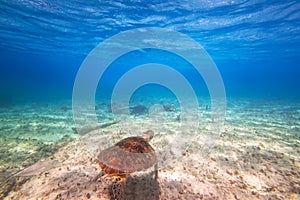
[97,130,157,200]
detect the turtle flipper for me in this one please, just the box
[93,171,105,182]
[111,176,126,200]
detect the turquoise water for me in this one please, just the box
[0,1,300,199]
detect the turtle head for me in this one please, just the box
[143,130,154,141]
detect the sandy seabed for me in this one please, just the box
[0,98,299,199]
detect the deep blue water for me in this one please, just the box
[0,0,300,103]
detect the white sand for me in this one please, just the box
[1,98,300,199]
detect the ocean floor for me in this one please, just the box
[0,98,299,199]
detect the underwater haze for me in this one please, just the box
[0,0,300,199]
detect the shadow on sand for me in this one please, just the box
[108,172,160,200]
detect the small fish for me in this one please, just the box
[12,159,61,177]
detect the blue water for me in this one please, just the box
[1,1,300,199]
[0,0,300,101]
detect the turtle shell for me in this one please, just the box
[97,136,156,176]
